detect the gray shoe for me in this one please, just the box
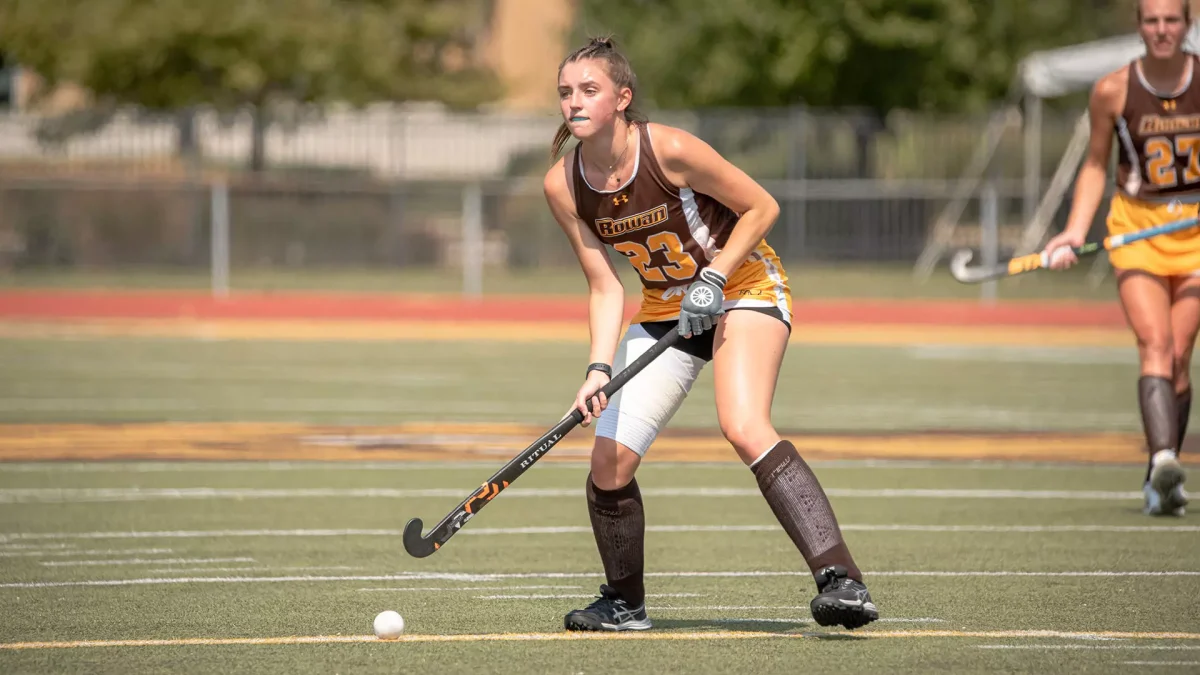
[1144,481,1188,516]
[1148,453,1187,516]
[564,585,652,632]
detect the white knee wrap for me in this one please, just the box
[594,324,707,457]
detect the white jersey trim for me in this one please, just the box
[1116,116,1143,198]
[1134,56,1195,99]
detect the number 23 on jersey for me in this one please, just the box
[613,231,698,283]
[1144,134,1200,187]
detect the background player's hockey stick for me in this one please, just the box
[949,216,1200,284]
[402,329,682,558]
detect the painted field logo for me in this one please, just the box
[596,204,668,238]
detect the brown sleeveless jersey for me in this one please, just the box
[1115,55,1200,201]
[571,124,740,290]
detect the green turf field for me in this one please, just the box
[0,460,1197,674]
[0,262,1118,300]
[1,331,1196,673]
[0,336,1147,431]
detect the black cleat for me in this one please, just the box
[810,565,879,630]
[564,585,652,632]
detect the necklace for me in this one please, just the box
[586,125,632,180]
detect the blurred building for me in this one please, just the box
[482,0,573,111]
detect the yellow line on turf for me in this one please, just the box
[4,630,1200,649]
[0,422,1148,464]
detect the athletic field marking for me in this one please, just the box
[4,524,1196,543]
[142,567,258,573]
[1122,661,1200,666]
[0,318,1132,348]
[978,645,1200,650]
[0,487,1147,503]
[0,548,173,558]
[0,460,1143,472]
[358,585,583,592]
[461,524,1200,535]
[644,607,944,624]
[0,543,75,550]
[649,605,820,611]
[848,524,1200,533]
[2,629,1199,650]
[865,571,1200,578]
[0,398,549,415]
[0,400,1138,427]
[710,617,943,624]
[3,570,1198,589]
[0,360,459,386]
[146,566,358,574]
[476,593,705,600]
[40,557,254,568]
[651,605,810,611]
[908,345,1136,365]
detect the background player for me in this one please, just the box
[1044,0,1200,515]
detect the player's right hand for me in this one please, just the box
[1041,231,1085,270]
[572,371,610,427]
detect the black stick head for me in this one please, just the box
[402,518,437,558]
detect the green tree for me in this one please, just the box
[0,0,501,170]
[572,0,1131,114]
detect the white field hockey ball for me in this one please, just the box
[373,610,405,639]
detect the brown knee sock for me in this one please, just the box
[585,474,645,608]
[1178,386,1192,454]
[751,440,862,584]
[1141,376,1180,482]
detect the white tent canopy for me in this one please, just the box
[1018,23,1200,98]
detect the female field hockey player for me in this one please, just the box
[1044,0,1200,515]
[541,36,879,631]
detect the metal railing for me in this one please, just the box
[0,104,1103,297]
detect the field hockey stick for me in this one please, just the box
[402,329,682,558]
[949,216,1200,284]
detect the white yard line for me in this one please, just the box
[651,605,811,611]
[0,399,539,415]
[0,487,1148,503]
[145,566,358,573]
[142,567,260,573]
[358,585,581,592]
[708,617,943,624]
[476,593,706,600]
[3,523,1196,544]
[2,569,1198,589]
[3,629,1200,649]
[979,645,1200,650]
[0,459,1139,472]
[40,557,254,568]
[1,548,173,558]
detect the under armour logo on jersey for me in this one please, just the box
[1164,99,1178,111]
[612,194,628,206]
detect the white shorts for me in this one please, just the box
[593,324,707,457]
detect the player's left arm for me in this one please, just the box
[655,126,780,279]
